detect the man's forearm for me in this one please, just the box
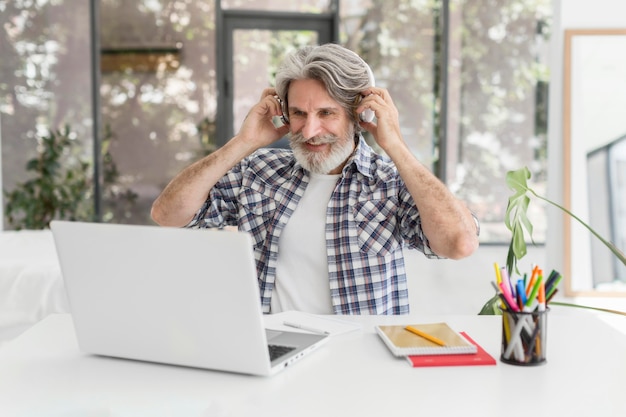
[151,137,255,227]
[385,142,479,259]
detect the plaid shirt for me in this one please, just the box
[188,137,439,314]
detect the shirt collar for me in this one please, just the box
[343,135,375,179]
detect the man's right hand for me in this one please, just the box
[234,88,290,151]
[151,88,291,228]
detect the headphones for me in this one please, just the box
[358,63,376,123]
[280,58,376,125]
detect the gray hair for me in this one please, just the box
[275,43,373,132]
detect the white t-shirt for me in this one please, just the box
[271,172,341,314]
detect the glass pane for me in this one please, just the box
[340,0,437,168]
[0,1,94,230]
[99,0,217,224]
[446,0,552,243]
[232,29,318,136]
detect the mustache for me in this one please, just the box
[290,132,338,145]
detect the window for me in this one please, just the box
[0,0,550,243]
[443,0,551,243]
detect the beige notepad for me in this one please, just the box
[375,322,478,356]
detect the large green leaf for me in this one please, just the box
[504,167,534,275]
[478,294,502,315]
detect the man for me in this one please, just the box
[151,43,479,315]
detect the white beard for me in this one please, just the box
[290,128,355,175]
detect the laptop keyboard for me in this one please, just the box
[268,344,296,361]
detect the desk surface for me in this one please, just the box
[1,310,626,417]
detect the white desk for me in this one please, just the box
[1,310,626,417]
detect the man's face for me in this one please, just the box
[286,79,355,175]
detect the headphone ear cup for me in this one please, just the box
[359,107,375,123]
[279,99,289,125]
[359,62,376,123]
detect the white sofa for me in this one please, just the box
[0,230,69,344]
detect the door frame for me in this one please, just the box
[215,0,339,145]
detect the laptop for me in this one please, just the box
[50,220,328,376]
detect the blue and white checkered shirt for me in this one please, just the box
[188,136,439,314]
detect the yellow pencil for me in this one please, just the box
[405,326,446,346]
[494,262,502,285]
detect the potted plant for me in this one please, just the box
[479,167,626,315]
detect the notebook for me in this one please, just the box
[406,332,496,367]
[50,220,329,376]
[375,322,477,356]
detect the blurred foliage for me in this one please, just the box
[3,125,137,229]
[450,0,551,235]
[196,116,217,156]
[4,126,91,230]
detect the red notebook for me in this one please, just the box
[406,332,496,367]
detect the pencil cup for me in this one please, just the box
[499,307,548,366]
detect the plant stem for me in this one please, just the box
[526,187,626,266]
[550,301,626,316]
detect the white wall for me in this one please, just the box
[0,112,3,231]
[560,0,626,27]
[406,245,546,315]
